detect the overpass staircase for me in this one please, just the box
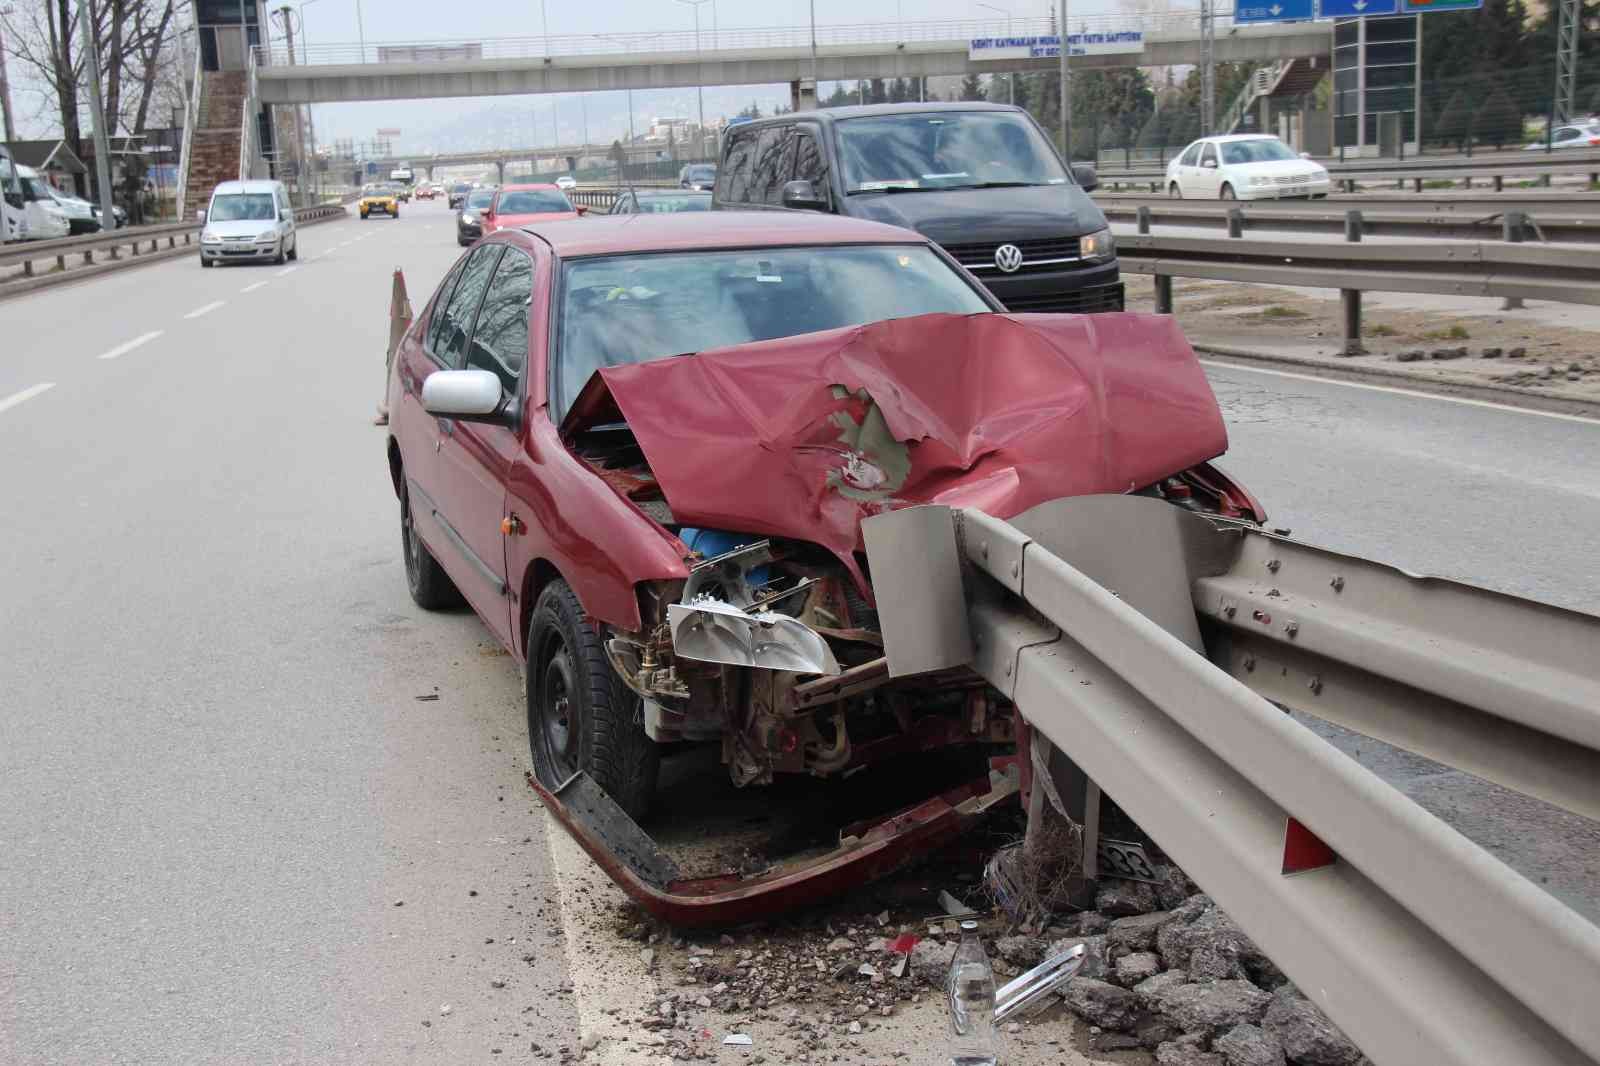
[177,69,249,218]
[1219,56,1328,135]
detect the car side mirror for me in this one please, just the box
[196,209,207,222]
[781,179,828,211]
[421,369,514,425]
[1300,151,1313,160]
[1201,159,1218,169]
[574,204,589,216]
[1071,163,1100,192]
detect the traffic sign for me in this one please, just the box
[1317,0,1398,14]
[1401,0,1482,10]
[1236,0,1314,23]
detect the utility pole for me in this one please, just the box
[275,6,311,204]
[677,0,708,155]
[978,4,1015,106]
[1058,0,1072,160]
[1552,0,1578,126]
[0,5,17,142]
[1199,0,1216,135]
[355,0,366,62]
[77,0,116,228]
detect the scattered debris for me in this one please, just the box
[722,1033,754,1046]
[414,693,440,701]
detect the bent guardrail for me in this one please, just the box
[863,494,1600,1066]
[0,204,347,299]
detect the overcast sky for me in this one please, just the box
[8,0,1135,147]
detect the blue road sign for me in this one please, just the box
[1236,0,1315,23]
[1317,0,1399,15]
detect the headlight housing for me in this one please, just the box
[255,233,278,243]
[461,212,474,224]
[201,231,222,244]
[1250,175,1272,186]
[1080,227,1115,261]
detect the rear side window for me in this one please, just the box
[1180,143,1202,166]
[750,127,791,204]
[433,245,503,368]
[721,133,757,202]
[466,248,534,395]
[793,130,830,206]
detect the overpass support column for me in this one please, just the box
[495,160,506,185]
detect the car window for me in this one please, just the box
[554,244,991,419]
[1554,128,1579,142]
[765,129,799,204]
[636,194,711,213]
[834,111,1069,192]
[433,245,503,368]
[793,130,831,205]
[1200,144,1218,167]
[465,247,533,395]
[466,188,497,210]
[1179,143,1202,167]
[1220,139,1296,165]
[749,127,789,204]
[612,194,631,215]
[721,133,757,202]
[496,189,573,214]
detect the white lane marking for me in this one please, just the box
[1200,359,1600,426]
[183,301,225,320]
[276,266,297,277]
[240,281,268,294]
[0,382,56,414]
[97,330,164,361]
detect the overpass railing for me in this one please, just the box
[863,495,1600,1066]
[253,9,1248,67]
[175,41,204,219]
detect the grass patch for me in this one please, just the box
[1423,179,1455,190]
[1366,323,1399,337]
[1423,324,1471,341]
[1258,305,1308,319]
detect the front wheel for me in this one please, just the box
[287,237,298,261]
[1220,184,1237,201]
[528,579,659,821]
[201,257,213,268]
[273,241,286,265]
[1168,181,1182,199]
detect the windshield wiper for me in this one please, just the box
[944,181,1047,189]
[847,184,932,195]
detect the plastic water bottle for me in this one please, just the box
[947,919,1000,1066]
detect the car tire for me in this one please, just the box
[1168,182,1182,199]
[287,238,298,261]
[1220,184,1236,200]
[201,257,213,268]
[528,578,659,821]
[360,211,368,220]
[400,482,464,611]
[274,241,286,265]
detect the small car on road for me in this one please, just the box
[200,179,297,265]
[383,212,1260,829]
[1523,122,1600,150]
[554,175,577,190]
[678,163,717,190]
[359,183,400,219]
[1165,135,1330,200]
[479,183,583,236]
[456,185,498,245]
[448,182,473,209]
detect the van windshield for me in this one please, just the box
[209,193,277,221]
[836,111,1070,193]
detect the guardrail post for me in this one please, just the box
[1494,174,1504,192]
[22,259,34,278]
[1341,211,1364,356]
[1137,206,1151,234]
[1412,177,1422,193]
[56,254,66,272]
[1502,211,1526,310]
[1155,275,1174,314]
[1227,208,1244,238]
[82,249,93,265]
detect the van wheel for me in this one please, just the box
[201,257,213,268]
[287,238,298,261]
[528,579,659,821]
[400,483,463,610]
[273,241,286,265]
[1168,182,1182,199]
[1220,184,1237,201]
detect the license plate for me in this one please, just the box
[1097,837,1159,883]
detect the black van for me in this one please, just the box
[712,102,1121,314]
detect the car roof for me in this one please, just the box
[212,180,282,194]
[734,101,1023,131]
[513,211,931,257]
[635,188,711,197]
[1195,134,1286,144]
[501,183,561,191]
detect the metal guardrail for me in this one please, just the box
[565,182,679,211]
[863,494,1600,1066]
[1104,201,1600,244]
[1101,149,1600,193]
[0,204,347,295]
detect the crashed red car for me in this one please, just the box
[383,212,1261,923]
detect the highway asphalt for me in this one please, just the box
[2,202,1596,1062]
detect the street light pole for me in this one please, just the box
[355,0,366,62]
[76,0,116,227]
[540,0,550,56]
[977,3,1015,105]
[595,35,635,150]
[677,0,709,157]
[1058,0,1072,160]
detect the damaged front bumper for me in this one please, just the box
[529,760,1019,927]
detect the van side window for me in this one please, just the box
[764,129,799,204]
[750,126,790,204]
[1180,143,1202,167]
[721,133,757,202]
[793,130,830,206]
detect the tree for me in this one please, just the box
[867,78,888,104]
[1433,89,1472,150]
[959,72,986,102]
[737,101,763,120]
[1477,86,1523,147]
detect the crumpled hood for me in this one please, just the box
[845,184,1106,245]
[564,312,1227,561]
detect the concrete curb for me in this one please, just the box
[1193,342,1600,421]
[0,207,348,303]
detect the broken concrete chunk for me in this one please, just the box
[1262,987,1363,1066]
[1215,1023,1287,1066]
[1133,969,1191,1011]
[1107,911,1174,956]
[994,934,1046,969]
[1045,934,1107,981]
[906,939,952,986]
[1114,951,1163,987]
[1096,878,1160,917]
[1061,978,1142,1032]
[1150,980,1273,1036]
[1157,1041,1225,1066]
[1394,350,1425,363]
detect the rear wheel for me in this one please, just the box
[528,579,659,821]
[1220,184,1237,201]
[400,482,463,610]
[1168,182,1182,199]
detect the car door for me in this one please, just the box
[431,243,536,648]
[1174,143,1201,196]
[404,243,504,619]
[1196,143,1223,197]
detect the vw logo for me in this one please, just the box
[994,244,1024,273]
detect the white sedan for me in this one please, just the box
[1166,135,1331,201]
[554,175,577,190]
[1522,123,1600,150]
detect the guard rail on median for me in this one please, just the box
[1104,201,1600,244]
[863,495,1600,1066]
[0,204,347,299]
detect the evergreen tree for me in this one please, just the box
[1433,89,1472,149]
[959,72,987,102]
[890,77,913,103]
[868,78,889,104]
[1478,86,1523,147]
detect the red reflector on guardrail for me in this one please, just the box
[1282,817,1337,875]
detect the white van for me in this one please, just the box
[199,180,298,267]
[6,164,72,242]
[0,145,23,242]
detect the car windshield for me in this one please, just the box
[466,189,497,210]
[21,174,53,200]
[210,193,277,221]
[836,111,1070,193]
[555,244,990,418]
[1219,139,1298,165]
[497,190,573,214]
[635,194,711,213]
[684,166,716,181]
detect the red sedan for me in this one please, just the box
[383,212,1260,917]
[479,183,583,234]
